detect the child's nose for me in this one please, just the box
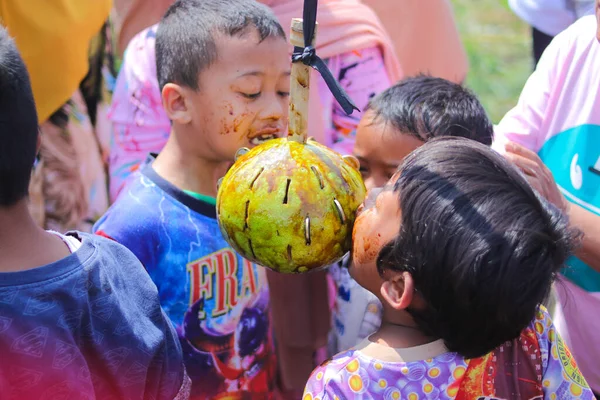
[364,187,383,210]
[259,94,286,121]
[364,177,376,192]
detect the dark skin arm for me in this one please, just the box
[504,141,600,272]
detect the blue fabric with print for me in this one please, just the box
[0,233,186,399]
[538,124,600,292]
[94,156,276,399]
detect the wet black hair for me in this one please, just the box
[0,26,39,206]
[366,76,493,146]
[377,137,577,358]
[156,0,286,91]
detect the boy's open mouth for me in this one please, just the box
[248,127,281,146]
[250,134,278,145]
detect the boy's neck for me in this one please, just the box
[152,133,231,198]
[0,200,70,273]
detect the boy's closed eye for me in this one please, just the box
[232,75,262,99]
[241,92,261,100]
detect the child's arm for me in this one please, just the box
[536,307,595,399]
[330,46,393,155]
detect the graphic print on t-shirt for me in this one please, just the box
[94,163,276,399]
[182,249,275,398]
[538,125,600,293]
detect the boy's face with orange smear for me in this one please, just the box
[350,179,401,296]
[181,28,291,163]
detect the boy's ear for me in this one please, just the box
[162,83,192,125]
[380,271,414,310]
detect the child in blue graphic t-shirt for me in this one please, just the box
[0,26,190,399]
[94,0,291,397]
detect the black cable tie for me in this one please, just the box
[291,0,360,115]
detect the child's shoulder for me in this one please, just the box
[78,231,145,266]
[70,232,154,283]
[550,15,597,53]
[565,15,597,37]
[94,170,166,241]
[304,350,362,397]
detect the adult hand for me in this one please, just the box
[503,141,569,213]
[503,140,600,271]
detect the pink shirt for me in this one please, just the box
[494,15,600,392]
[108,24,391,201]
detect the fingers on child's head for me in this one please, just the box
[385,137,577,358]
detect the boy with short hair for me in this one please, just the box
[329,76,494,355]
[0,26,189,399]
[94,0,291,397]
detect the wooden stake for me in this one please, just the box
[288,18,317,144]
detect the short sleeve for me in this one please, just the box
[330,46,392,155]
[534,307,595,399]
[493,26,571,153]
[92,183,160,278]
[304,352,367,400]
[303,362,338,400]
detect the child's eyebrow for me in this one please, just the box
[237,71,291,78]
[238,71,265,78]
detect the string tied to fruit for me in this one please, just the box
[287,0,359,143]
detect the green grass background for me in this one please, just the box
[451,0,531,123]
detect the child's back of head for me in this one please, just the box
[354,76,493,189]
[376,137,575,357]
[0,26,39,207]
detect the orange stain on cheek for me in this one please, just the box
[220,118,232,135]
[219,104,235,135]
[353,215,382,266]
[234,112,251,135]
